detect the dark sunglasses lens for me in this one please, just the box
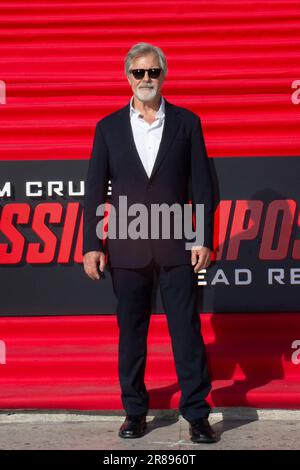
[149,68,161,78]
[132,70,145,79]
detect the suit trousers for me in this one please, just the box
[110,258,212,422]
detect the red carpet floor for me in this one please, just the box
[0,314,300,409]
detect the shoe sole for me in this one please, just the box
[118,424,147,439]
[190,435,217,444]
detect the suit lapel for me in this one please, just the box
[117,97,181,183]
[120,103,150,183]
[149,99,181,181]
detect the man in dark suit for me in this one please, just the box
[83,42,216,443]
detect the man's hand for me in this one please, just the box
[191,246,211,273]
[83,251,106,280]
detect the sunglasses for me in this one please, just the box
[129,68,162,80]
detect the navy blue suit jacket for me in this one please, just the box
[83,97,214,268]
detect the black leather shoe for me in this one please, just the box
[118,415,147,439]
[189,418,217,443]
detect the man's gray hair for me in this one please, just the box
[124,42,168,77]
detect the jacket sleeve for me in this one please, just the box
[190,115,214,250]
[82,121,110,256]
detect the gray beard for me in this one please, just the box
[135,87,157,102]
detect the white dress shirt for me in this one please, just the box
[129,95,165,178]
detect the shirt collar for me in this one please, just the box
[129,95,165,120]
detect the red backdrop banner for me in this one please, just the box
[0,0,300,409]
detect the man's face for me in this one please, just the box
[127,53,165,103]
